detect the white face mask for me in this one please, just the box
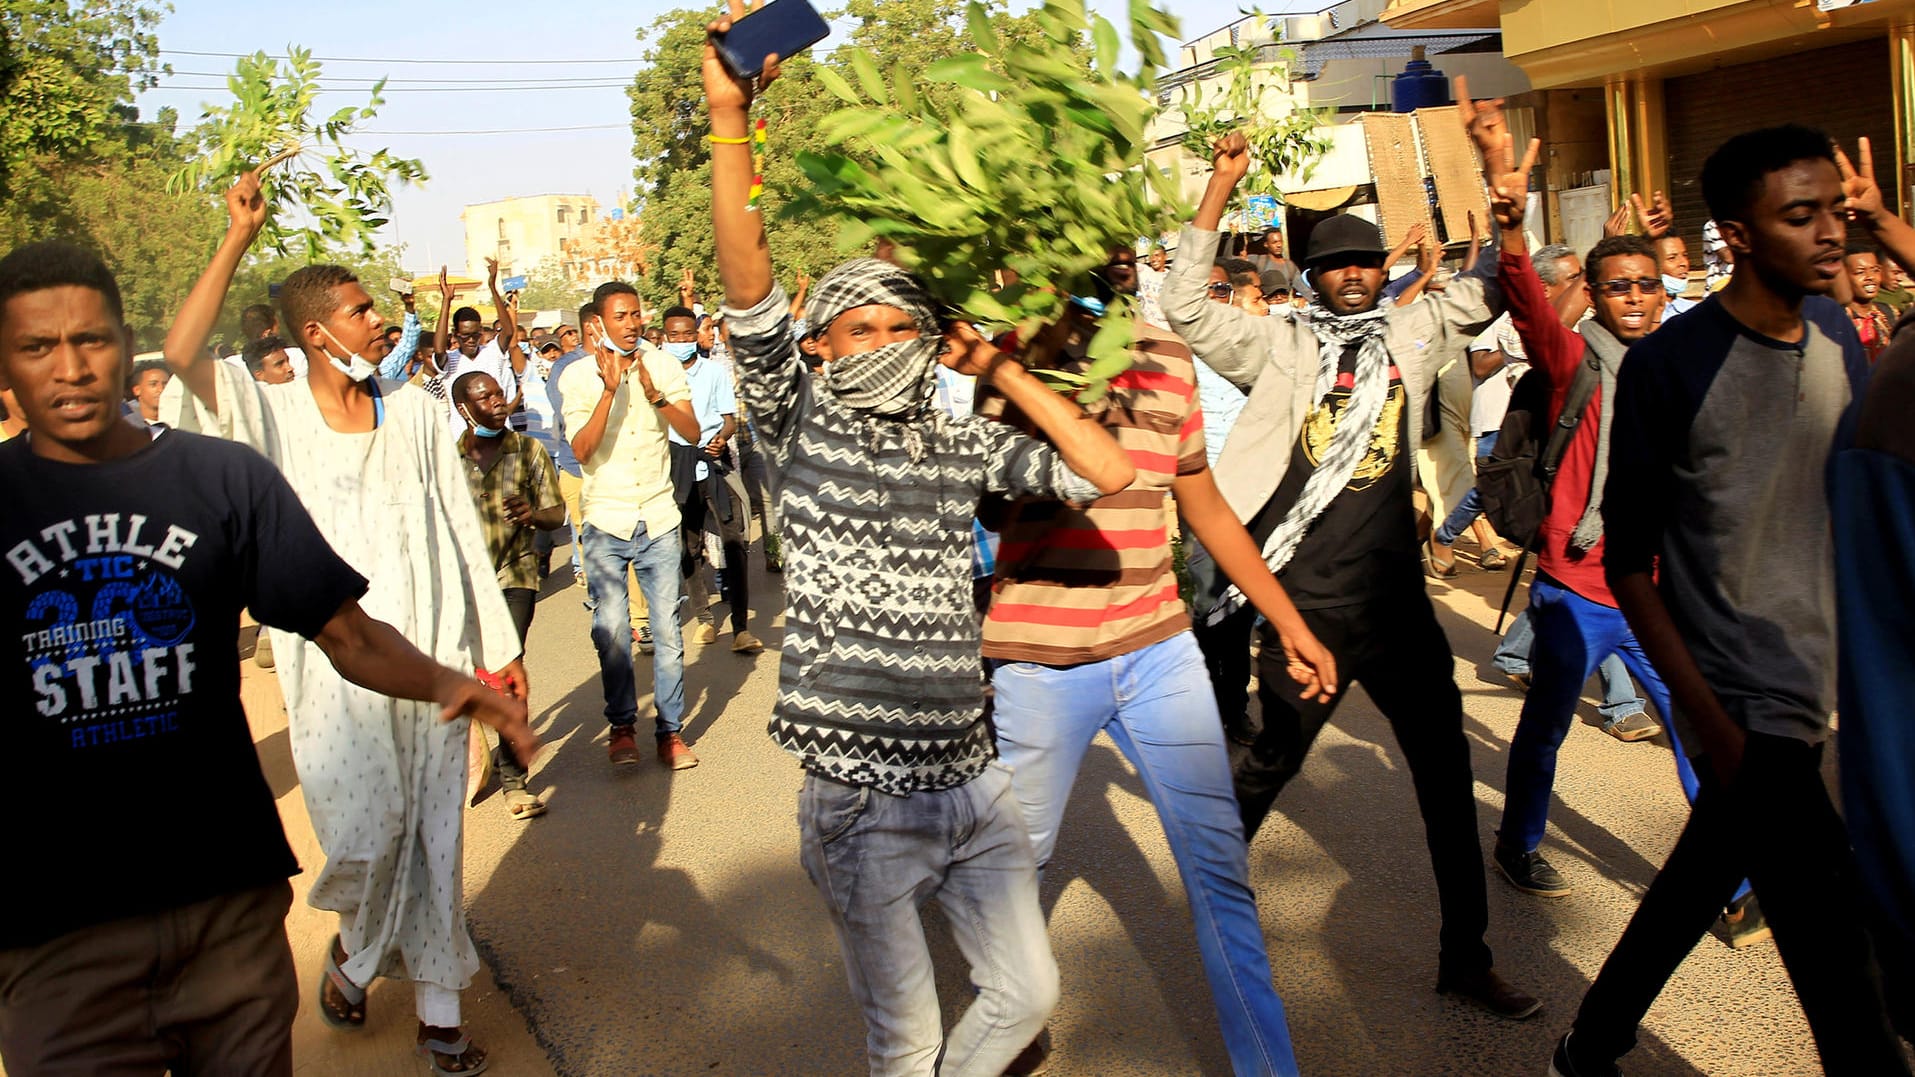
[318,325,379,383]
[596,318,636,357]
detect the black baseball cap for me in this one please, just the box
[1305,215,1387,266]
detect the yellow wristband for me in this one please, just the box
[707,133,752,145]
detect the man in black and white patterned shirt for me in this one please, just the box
[699,20,1136,1075]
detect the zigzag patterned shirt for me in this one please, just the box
[726,285,1101,795]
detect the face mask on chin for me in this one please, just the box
[1662,273,1688,299]
[318,325,379,382]
[596,319,636,357]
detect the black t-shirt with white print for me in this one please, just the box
[1,431,367,947]
[1247,345,1421,610]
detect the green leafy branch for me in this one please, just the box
[784,0,1187,399]
[167,47,427,259]
[1175,26,1332,208]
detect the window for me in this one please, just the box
[557,206,569,224]
[496,218,506,240]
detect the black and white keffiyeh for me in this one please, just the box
[806,258,945,429]
[1207,303,1393,625]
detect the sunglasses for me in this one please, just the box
[1206,282,1235,298]
[1263,289,1292,302]
[1595,278,1661,298]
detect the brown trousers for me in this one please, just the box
[0,881,296,1077]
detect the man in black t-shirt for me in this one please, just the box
[1165,104,1540,1023]
[0,238,535,1076]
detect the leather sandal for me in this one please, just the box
[318,935,367,1030]
[417,1030,488,1076]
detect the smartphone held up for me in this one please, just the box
[710,0,829,81]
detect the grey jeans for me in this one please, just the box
[799,764,1058,1077]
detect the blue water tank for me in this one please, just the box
[1392,48,1451,113]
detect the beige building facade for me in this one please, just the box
[461,194,602,281]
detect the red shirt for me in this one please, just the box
[1498,248,1615,607]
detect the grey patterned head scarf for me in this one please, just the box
[807,258,944,422]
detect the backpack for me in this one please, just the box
[1473,346,1601,630]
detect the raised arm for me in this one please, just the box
[1164,133,1290,387]
[945,322,1135,495]
[431,268,455,374]
[487,257,518,355]
[163,171,268,413]
[1837,138,1915,284]
[789,271,810,321]
[705,0,778,312]
[379,290,423,380]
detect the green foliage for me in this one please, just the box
[785,0,1188,398]
[514,256,594,315]
[168,48,428,260]
[626,0,1055,311]
[1175,22,1333,207]
[216,245,411,351]
[0,0,169,197]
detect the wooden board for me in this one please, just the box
[1415,106,1490,244]
[1359,112,1434,250]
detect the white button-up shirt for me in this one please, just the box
[557,341,691,542]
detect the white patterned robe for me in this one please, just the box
[161,365,520,993]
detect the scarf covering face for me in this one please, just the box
[808,258,944,422]
[1568,319,1628,555]
[1207,303,1393,625]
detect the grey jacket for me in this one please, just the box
[1164,224,1502,522]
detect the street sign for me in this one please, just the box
[502,275,528,293]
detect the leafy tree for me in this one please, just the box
[0,0,168,196]
[168,48,428,260]
[626,0,1050,309]
[514,255,593,314]
[1175,20,1332,212]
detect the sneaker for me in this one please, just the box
[1505,669,1532,691]
[607,725,641,766]
[1003,1025,1052,1075]
[633,623,654,655]
[1435,967,1542,1020]
[693,623,718,645]
[1494,840,1572,898]
[1549,1032,1622,1077]
[1721,893,1773,950]
[656,733,699,771]
[732,630,765,654]
[253,629,275,670]
[1602,711,1663,742]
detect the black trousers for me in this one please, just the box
[1570,732,1909,1075]
[1194,603,1256,733]
[1236,586,1494,977]
[492,586,538,788]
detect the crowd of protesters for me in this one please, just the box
[3,19,1913,1077]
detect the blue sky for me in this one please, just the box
[137,0,1301,271]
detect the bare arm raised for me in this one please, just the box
[163,171,268,414]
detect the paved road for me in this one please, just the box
[456,542,1820,1076]
[4,540,1822,1077]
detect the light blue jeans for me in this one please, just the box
[799,764,1058,1077]
[1495,607,1647,724]
[992,631,1299,1077]
[581,522,685,734]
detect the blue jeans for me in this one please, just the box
[581,522,685,734]
[798,765,1058,1077]
[1498,576,1706,850]
[1435,432,1496,546]
[992,632,1299,1077]
[1494,607,1647,723]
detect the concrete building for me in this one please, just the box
[461,194,602,281]
[1384,0,1915,258]
[1145,0,1529,256]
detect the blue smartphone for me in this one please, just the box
[712,0,830,81]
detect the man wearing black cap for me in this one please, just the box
[1164,101,1538,1021]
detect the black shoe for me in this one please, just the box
[1436,967,1542,1020]
[1494,840,1572,897]
[1549,1031,1622,1076]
